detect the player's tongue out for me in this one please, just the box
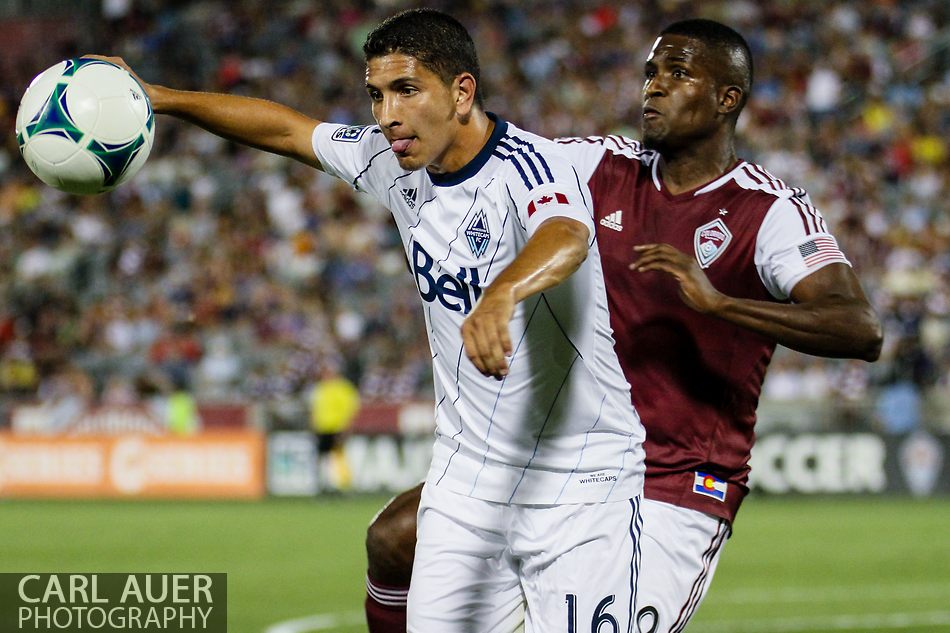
[391,138,413,153]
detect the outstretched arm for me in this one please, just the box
[87,56,323,169]
[631,243,883,361]
[462,217,590,379]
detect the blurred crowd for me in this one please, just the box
[0,0,947,433]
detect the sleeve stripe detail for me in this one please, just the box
[494,135,558,191]
[789,194,827,234]
[788,195,816,234]
[605,134,644,153]
[497,139,545,186]
[492,149,533,190]
[790,196,815,233]
[740,163,829,236]
[746,163,790,192]
[555,135,649,159]
[741,164,777,192]
[505,135,555,182]
[352,146,395,190]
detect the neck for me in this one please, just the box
[657,131,737,196]
[428,109,494,175]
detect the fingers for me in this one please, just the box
[630,243,692,272]
[82,54,128,69]
[81,55,148,89]
[461,310,512,380]
[630,243,721,314]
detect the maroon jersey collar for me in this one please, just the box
[650,157,747,200]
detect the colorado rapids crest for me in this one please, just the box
[694,218,732,268]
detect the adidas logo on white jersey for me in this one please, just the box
[401,188,417,209]
[599,210,623,231]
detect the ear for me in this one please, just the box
[454,72,478,117]
[719,85,743,116]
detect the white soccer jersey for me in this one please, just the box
[313,115,644,504]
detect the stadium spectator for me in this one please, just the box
[0,0,945,435]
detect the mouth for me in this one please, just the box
[390,137,416,155]
[642,106,661,119]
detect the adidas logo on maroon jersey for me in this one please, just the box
[599,210,623,231]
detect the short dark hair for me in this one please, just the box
[660,19,753,110]
[363,8,484,108]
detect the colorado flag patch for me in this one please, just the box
[693,472,727,501]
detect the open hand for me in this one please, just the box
[82,55,157,103]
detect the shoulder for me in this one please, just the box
[556,135,655,182]
[497,125,572,164]
[730,161,812,204]
[492,125,581,187]
[554,134,656,163]
[312,122,402,191]
[315,122,385,147]
[556,135,652,161]
[741,163,833,231]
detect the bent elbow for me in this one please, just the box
[572,238,589,268]
[862,332,883,362]
[858,315,884,362]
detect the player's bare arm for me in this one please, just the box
[84,55,323,170]
[461,217,590,379]
[632,243,882,361]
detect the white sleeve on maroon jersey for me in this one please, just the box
[556,136,613,184]
[755,196,852,300]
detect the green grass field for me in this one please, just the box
[2,495,948,633]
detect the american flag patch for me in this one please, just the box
[798,236,847,268]
[527,191,569,217]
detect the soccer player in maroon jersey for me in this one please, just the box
[364,19,882,633]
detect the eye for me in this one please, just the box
[644,69,656,79]
[400,86,418,96]
[672,68,687,79]
[367,89,382,102]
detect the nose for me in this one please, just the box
[645,75,665,98]
[375,94,400,129]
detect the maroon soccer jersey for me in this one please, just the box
[561,136,849,523]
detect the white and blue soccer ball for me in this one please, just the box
[15,58,155,195]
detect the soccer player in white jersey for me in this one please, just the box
[94,8,646,633]
[360,18,883,633]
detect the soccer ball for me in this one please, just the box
[15,58,155,195]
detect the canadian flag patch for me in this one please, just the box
[527,191,569,217]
